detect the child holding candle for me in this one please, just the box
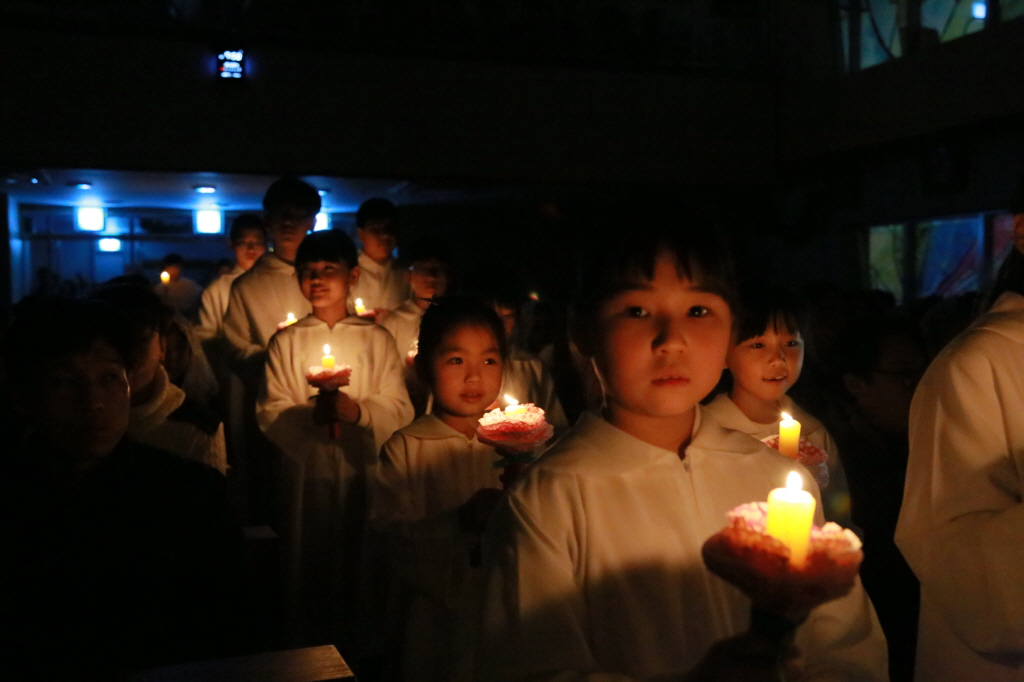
[257,229,413,647]
[349,197,410,321]
[475,217,886,682]
[705,283,853,524]
[369,297,507,682]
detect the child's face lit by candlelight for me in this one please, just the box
[431,324,504,419]
[232,228,267,271]
[728,321,804,405]
[592,254,732,426]
[299,260,359,311]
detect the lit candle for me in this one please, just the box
[778,412,801,460]
[504,395,526,415]
[321,344,335,370]
[160,270,170,285]
[285,312,296,325]
[765,471,816,567]
[354,298,367,316]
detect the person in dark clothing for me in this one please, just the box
[823,313,929,682]
[0,297,252,680]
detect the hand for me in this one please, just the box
[312,390,361,426]
[677,631,799,682]
[458,488,504,533]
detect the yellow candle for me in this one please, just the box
[285,312,297,325]
[504,395,526,415]
[160,271,170,285]
[778,412,801,459]
[321,344,335,370]
[765,471,816,567]
[354,298,367,316]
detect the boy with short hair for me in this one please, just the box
[223,176,319,379]
[349,197,410,320]
[155,253,203,321]
[197,213,267,343]
[257,229,413,645]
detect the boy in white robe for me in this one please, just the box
[490,295,569,428]
[371,298,509,682]
[197,214,267,344]
[223,177,319,380]
[477,223,887,681]
[258,229,413,647]
[349,198,410,321]
[896,212,1024,682]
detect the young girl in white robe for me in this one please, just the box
[704,283,852,525]
[476,223,887,682]
[257,230,413,647]
[371,297,507,682]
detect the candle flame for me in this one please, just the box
[504,394,519,406]
[160,271,170,284]
[323,344,331,356]
[781,412,793,422]
[287,312,296,322]
[786,471,803,491]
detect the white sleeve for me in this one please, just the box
[257,334,313,449]
[196,282,223,341]
[355,332,414,452]
[896,331,1024,661]
[222,281,264,371]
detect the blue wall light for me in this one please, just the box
[98,238,122,252]
[314,212,330,232]
[972,1,987,19]
[195,209,224,234]
[76,207,106,231]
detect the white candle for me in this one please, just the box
[354,298,367,316]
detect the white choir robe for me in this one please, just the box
[476,409,888,682]
[370,414,502,682]
[896,291,1024,682]
[128,365,227,474]
[223,253,311,378]
[381,298,424,360]
[501,347,569,428]
[704,393,854,527]
[350,251,410,316]
[258,314,414,645]
[197,265,244,342]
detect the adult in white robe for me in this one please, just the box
[350,250,410,317]
[704,392,853,526]
[501,347,569,428]
[223,252,311,378]
[258,314,414,645]
[370,414,502,682]
[477,409,888,682]
[895,290,1024,682]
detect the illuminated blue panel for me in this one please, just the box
[76,207,106,231]
[972,2,986,19]
[314,212,330,232]
[195,209,224,234]
[98,238,122,252]
[218,49,245,80]
[195,186,216,194]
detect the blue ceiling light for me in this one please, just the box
[75,182,93,190]
[318,189,329,196]
[972,1,987,19]
[195,186,217,194]
[98,238,122,252]
[314,212,330,232]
